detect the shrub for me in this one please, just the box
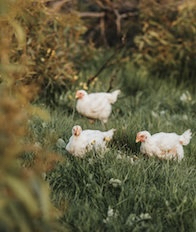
[0,1,65,230]
[0,0,91,106]
[133,0,196,83]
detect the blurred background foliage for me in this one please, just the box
[0,0,195,107]
[133,0,196,83]
[0,87,65,231]
[0,0,66,231]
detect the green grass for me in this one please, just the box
[29,71,196,232]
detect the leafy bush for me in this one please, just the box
[0,86,66,231]
[75,0,196,86]
[0,0,94,106]
[2,0,195,108]
[0,1,66,230]
[133,0,196,83]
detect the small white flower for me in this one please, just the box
[182,114,188,120]
[109,178,122,187]
[42,122,47,128]
[160,110,166,115]
[116,154,123,159]
[103,206,119,223]
[139,213,151,220]
[180,91,192,103]
[108,206,115,217]
[151,111,158,118]
[126,212,151,227]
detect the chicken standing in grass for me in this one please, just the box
[135,129,192,161]
[66,125,116,157]
[75,89,121,123]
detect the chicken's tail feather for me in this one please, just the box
[103,128,116,139]
[108,90,121,103]
[179,129,192,145]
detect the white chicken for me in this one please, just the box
[66,125,116,157]
[135,129,192,161]
[75,89,121,123]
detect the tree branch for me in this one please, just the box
[86,52,116,87]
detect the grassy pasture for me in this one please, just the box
[29,70,196,232]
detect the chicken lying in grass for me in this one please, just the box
[75,89,121,123]
[136,129,192,161]
[66,125,116,157]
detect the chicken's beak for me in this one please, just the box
[135,137,140,143]
[75,93,79,99]
[74,129,80,136]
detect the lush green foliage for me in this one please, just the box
[0,0,95,106]
[133,0,196,82]
[0,1,65,231]
[76,0,196,84]
[1,0,195,106]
